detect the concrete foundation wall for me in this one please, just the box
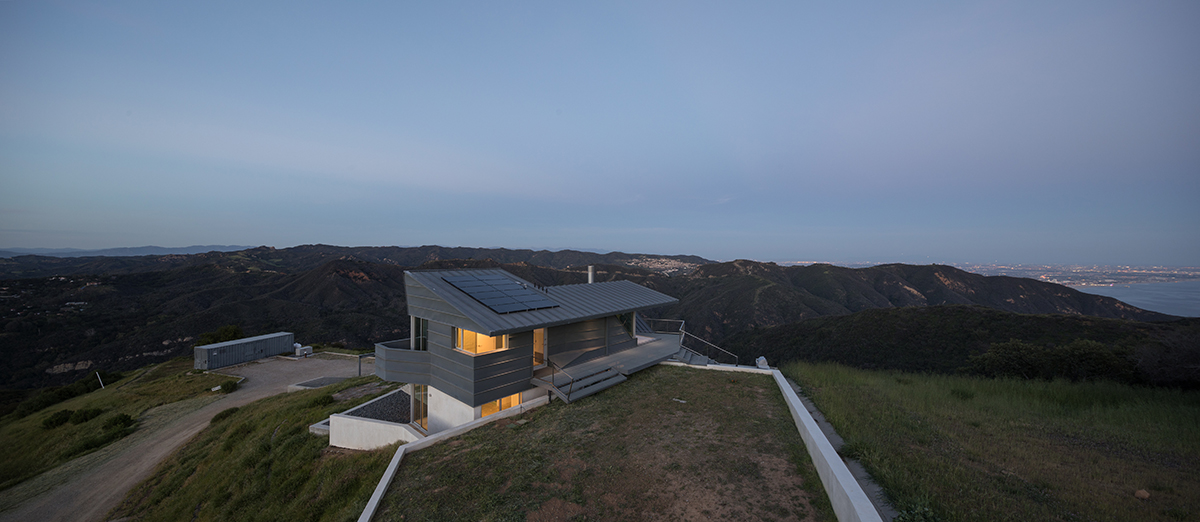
[427,385,476,434]
[330,415,422,450]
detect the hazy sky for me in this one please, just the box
[2,1,1197,265]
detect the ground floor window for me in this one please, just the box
[480,393,521,418]
[412,384,429,431]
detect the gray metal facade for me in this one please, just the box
[378,268,678,407]
[376,322,533,407]
[194,332,295,370]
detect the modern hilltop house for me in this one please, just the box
[373,267,685,435]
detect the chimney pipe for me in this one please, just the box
[588,265,595,284]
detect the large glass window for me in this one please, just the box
[480,393,521,418]
[618,313,635,337]
[412,384,428,431]
[454,327,507,354]
[413,318,428,351]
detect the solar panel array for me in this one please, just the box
[442,274,559,314]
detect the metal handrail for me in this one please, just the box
[643,318,738,366]
[682,331,738,366]
[547,359,577,400]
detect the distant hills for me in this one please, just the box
[0,245,255,258]
[656,260,1177,343]
[0,248,1191,391]
[0,244,712,280]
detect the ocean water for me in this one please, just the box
[1072,280,1200,318]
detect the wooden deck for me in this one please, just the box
[533,332,681,389]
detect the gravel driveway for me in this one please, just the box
[0,354,374,522]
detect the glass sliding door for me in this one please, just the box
[533,328,546,368]
[412,384,429,431]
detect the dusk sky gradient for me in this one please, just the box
[2,1,1198,265]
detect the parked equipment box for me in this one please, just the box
[194,332,295,370]
[296,345,313,357]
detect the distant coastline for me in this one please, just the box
[1073,280,1200,318]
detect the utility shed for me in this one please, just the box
[194,332,295,370]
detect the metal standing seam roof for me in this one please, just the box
[194,331,294,349]
[404,269,678,336]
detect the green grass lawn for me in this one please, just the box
[109,376,396,522]
[0,357,231,491]
[783,361,1200,522]
[377,365,833,522]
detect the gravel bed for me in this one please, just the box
[346,390,410,423]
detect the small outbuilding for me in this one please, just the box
[194,332,295,370]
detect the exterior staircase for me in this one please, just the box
[671,347,713,366]
[531,366,627,403]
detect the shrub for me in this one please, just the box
[43,409,74,429]
[103,413,136,431]
[14,371,123,418]
[966,339,1136,383]
[211,407,240,423]
[220,380,239,394]
[69,408,104,424]
[307,395,334,408]
[196,325,245,347]
[63,426,134,458]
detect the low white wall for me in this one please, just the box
[329,388,422,450]
[770,370,882,522]
[330,415,422,450]
[659,360,774,374]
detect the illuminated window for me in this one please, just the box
[453,327,507,354]
[480,393,521,417]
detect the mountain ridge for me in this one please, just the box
[0,244,713,280]
[0,255,1185,390]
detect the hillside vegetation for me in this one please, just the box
[784,362,1200,522]
[1,253,1186,390]
[110,377,426,522]
[0,244,711,280]
[0,357,229,493]
[727,306,1200,387]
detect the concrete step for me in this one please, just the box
[567,371,626,402]
[674,348,711,366]
[531,367,627,403]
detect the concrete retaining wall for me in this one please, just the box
[770,369,882,522]
[329,389,422,450]
[330,414,422,450]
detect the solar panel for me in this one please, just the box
[443,274,559,314]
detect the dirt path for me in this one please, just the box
[0,354,374,522]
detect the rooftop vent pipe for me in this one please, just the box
[588,265,595,284]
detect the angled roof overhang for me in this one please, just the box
[404,268,678,336]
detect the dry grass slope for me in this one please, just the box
[785,361,1200,522]
[378,365,834,522]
